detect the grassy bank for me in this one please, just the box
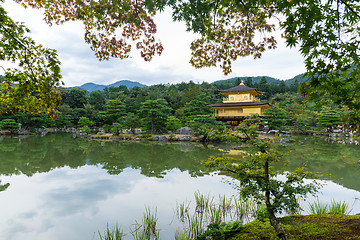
[98,191,360,240]
[231,214,360,240]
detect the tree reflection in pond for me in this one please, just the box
[0,134,220,181]
[0,134,359,240]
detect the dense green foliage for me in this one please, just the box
[204,122,320,239]
[317,109,343,131]
[138,99,172,134]
[0,1,62,117]
[1,0,359,130]
[197,221,242,240]
[0,78,351,135]
[231,214,360,240]
[166,0,360,130]
[263,106,287,132]
[0,119,18,133]
[0,134,219,177]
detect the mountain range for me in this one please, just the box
[211,73,307,86]
[72,80,148,92]
[72,74,307,92]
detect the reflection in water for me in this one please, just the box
[0,134,228,240]
[219,136,360,192]
[0,166,237,240]
[0,180,9,192]
[0,134,220,179]
[0,134,359,240]
[279,136,360,192]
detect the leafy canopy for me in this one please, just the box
[0,1,62,117]
[204,120,320,239]
[2,0,360,129]
[138,98,172,134]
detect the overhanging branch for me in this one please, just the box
[339,0,360,19]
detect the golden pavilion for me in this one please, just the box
[210,81,270,125]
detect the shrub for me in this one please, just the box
[110,123,122,135]
[196,221,242,240]
[138,134,152,139]
[0,119,19,133]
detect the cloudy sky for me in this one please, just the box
[3,0,306,87]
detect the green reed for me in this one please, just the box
[101,192,256,240]
[252,202,268,220]
[288,196,303,215]
[174,214,205,240]
[175,193,249,239]
[144,207,158,236]
[308,199,351,215]
[176,201,190,222]
[98,222,123,240]
[218,194,233,218]
[329,200,350,215]
[308,199,329,215]
[209,205,223,224]
[233,197,254,221]
[174,229,188,240]
[194,191,213,213]
[131,207,159,240]
[186,213,205,239]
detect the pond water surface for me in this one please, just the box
[0,134,359,240]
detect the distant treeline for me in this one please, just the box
[0,76,346,135]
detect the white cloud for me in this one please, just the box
[2,1,306,87]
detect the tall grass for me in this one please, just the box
[131,207,159,240]
[174,193,256,239]
[186,214,205,239]
[194,191,213,213]
[218,194,233,218]
[308,199,329,215]
[98,223,123,240]
[174,229,188,240]
[99,194,353,239]
[329,200,351,215]
[144,207,158,237]
[176,201,190,222]
[252,202,268,220]
[209,205,223,224]
[308,199,351,215]
[233,197,254,221]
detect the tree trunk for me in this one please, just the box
[265,160,288,240]
[266,200,287,240]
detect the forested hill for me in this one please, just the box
[67,74,307,92]
[71,80,148,92]
[211,74,307,88]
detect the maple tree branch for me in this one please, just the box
[250,175,266,180]
[271,174,306,200]
[224,167,265,180]
[0,24,26,49]
[0,24,37,81]
[238,0,247,9]
[213,0,220,27]
[339,0,360,19]
[337,0,342,44]
[226,168,265,180]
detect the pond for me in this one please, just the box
[0,134,359,240]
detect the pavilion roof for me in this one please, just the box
[210,102,270,107]
[219,82,264,95]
